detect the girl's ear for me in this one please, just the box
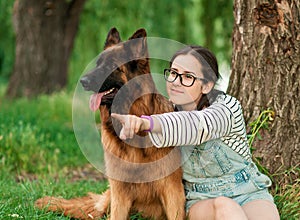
[202,81,214,94]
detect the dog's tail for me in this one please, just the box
[35,190,110,220]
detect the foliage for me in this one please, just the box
[70,0,230,86]
[247,108,275,152]
[0,0,233,91]
[0,0,15,78]
[200,0,233,61]
[246,109,275,177]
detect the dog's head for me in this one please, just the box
[80,27,150,111]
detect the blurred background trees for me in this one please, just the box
[0,0,233,97]
[5,0,86,98]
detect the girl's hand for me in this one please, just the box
[111,113,150,140]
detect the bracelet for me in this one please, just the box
[140,115,154,132]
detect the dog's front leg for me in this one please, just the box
[109,183,132,220]
[160,177,186,220]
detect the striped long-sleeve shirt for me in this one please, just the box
[149,94,251,160]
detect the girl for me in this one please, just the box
[112,45,280,219]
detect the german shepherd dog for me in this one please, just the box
[35,28,185,219]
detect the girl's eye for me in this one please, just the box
[184,73,194,79]
[170,70,178,76]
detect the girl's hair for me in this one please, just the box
[169,45,223,110]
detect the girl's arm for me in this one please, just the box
[148,96,244,148]
[112,95,244,148]
[111,113,162,140]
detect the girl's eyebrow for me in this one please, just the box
[171,67,196,75]
[171,67,196,76]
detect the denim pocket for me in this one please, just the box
[251,173,272,190]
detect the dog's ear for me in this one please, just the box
[127,29,148,58]
[129,28,147,40]
[104,27,121,49]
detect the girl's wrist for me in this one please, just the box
[140,115,153,132]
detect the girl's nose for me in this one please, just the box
[172,75,182,86]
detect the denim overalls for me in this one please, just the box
[181,139,274,211]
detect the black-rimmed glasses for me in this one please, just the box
[164,68,207,87]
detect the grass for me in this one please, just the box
[0,79,299,219]
[273,175,300,220]
[0,80,109,219]
[0,89,86,174]
[0,172,107,220]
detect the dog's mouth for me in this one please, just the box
[89,87,118,111]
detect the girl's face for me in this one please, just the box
[166,54,212,111]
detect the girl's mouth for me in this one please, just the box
[170,88,184,94]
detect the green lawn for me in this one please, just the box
[0,81,299,219]
[0,172,107,220]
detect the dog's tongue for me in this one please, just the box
[89,93,105,111]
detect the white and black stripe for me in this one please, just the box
[149,94,251,159]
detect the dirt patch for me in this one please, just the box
[15,164,106,183]
[67,164,106,182]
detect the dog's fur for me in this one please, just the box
[35,28,185,219]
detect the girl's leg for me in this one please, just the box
[188,196,248,220]
[242,200,280,220]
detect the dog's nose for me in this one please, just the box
[80,76,91,88]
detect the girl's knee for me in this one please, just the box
[213,196,238,209]
[188,197,248,220]
[213,197,248,220]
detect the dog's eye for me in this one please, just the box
[116,67,122,72]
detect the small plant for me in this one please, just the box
[247,109,275,177]
[246,108,275,176]
[247,108,275,149]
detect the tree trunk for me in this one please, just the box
[228,0,300,184]
[6,0,86,98]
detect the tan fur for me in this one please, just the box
[35,28,185,219]
[35,191,110,219]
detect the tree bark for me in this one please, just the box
[228,0,300,184]
[6,0,86,98]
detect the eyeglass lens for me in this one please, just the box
[164,69,195,87]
